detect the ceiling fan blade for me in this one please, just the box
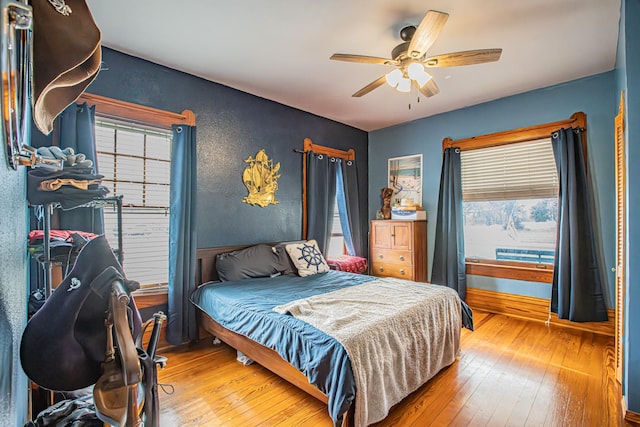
[352,75,387,97]
[417,79,440,97]
[330,53,399,66]
[423,49,502,67]
[407,10,449,59]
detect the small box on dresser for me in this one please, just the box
[369,219,427,282]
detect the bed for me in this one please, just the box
[191,241,468,427]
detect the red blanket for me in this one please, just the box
[28,229,98,245]
[326,255,368,274]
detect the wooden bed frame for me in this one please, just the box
[195,245,352,426]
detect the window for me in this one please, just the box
[327,197,345,258]
[443,112,586,283]
[96,119,172,287]
[461,138,558,266]
[78,92,194,293]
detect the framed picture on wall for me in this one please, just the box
[388,154,423,207]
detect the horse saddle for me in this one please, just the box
[31,0,102,134]
[20,235,141,392]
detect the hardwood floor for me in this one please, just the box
[157,311,630,426]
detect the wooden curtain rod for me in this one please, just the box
[303,137,355,160]
[442,112,586,152]
[78,92,196,128]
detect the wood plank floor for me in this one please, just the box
[157,311,630,426]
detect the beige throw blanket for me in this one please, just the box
[273,278,461,426]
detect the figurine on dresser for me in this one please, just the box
[379,187,394,219]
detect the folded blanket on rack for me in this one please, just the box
[39,178,102,191]
[27,166,108,208]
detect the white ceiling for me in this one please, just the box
[85,0,621,132]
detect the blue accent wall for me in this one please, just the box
[617,0,640,414]
[369,72,616,303]
[0,144,28,423]
[81,48,369,249]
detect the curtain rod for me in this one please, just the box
[442,112,586,152]
[78,93,196,128]
[300,137,355,161]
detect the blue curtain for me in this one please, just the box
[166,124,198,345]
[431,148,467,300]
[57,102,103,233]
[550,128,607,322]
[306,151,337,254]
[338,158,365,257]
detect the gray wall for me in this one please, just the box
[0,144,29,424]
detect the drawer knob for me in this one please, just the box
[379,267,384,272]
[379,254,383,259]
[399,256,405,261]
[400,269,405,275]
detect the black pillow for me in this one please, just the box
[273,244,297,276]
[216,244,286,281]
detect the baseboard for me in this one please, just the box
[622,395,640,425]
[627,411,640,425]
[466,287,615,336]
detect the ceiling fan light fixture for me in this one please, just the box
[407,63,423,79]
[396,77,412,93]
[385,69,403,88]
[408,63,432,88]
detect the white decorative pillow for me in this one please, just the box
[285,240,330,277]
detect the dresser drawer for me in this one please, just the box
[371,249,412,266]
[370,262,414,280]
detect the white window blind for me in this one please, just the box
[95,118,172,287]
[460,138,558,201]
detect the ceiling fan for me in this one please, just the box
[330,10,502,98]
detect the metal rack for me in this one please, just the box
[32,195,123,297]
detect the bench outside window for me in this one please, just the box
[495,248,554,264]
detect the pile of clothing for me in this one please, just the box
[27,146,108,208]
[28,229,97,264]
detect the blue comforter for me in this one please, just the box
[190,270,375,426]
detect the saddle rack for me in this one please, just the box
[93,280,167,427]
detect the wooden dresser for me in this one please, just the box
[369,220,427,282]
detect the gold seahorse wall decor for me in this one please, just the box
[242,149,281,207]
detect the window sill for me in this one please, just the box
[465,259,553,283]
[132,286,168,309]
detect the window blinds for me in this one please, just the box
[460,138,558,201]
[95,118,172,287]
